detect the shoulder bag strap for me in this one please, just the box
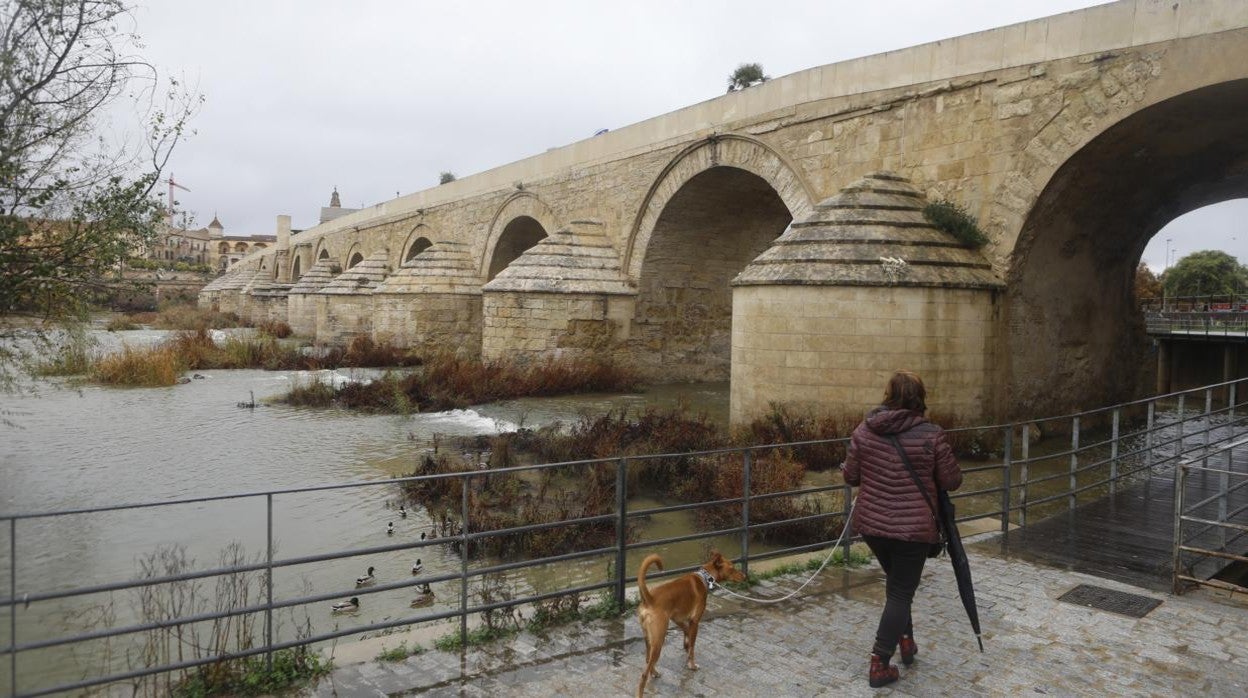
[887,434,938,523]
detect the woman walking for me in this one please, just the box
[842,370,963,688]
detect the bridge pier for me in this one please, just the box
[372,242,483,356]
[481,221,635,364]
[1156,339,1172,395]
[731,173,1002,424]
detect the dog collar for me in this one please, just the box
[695,568,716,591]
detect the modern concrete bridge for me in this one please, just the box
[200,0,1248,423]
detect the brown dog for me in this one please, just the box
[635,550,746,697]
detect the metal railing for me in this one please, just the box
[1145,313,1248,338]
[1172,436,1248,595]
[4,378,1248,697]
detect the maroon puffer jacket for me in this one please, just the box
[841,407,962,543]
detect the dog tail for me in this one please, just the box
[637,554,663,607]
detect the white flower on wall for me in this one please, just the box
[879,256,909,283]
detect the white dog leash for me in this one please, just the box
[713,496,857,605]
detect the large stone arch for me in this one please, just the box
[480,192,557,280]
[623,134,816,282]
[1004,76,1248,417]
[400,224,435,265]
[623,135,814,381]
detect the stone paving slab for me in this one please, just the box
[306,548,1248,697]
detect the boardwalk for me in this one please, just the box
[989,452,1248,592]
[308,547,1248,697]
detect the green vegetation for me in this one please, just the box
[126,257,214,274]
[439,171,457,184]
[375,642,422,662]
[722,546,874,592]
[1162,249,1248,297]
[727,62,769,91]
[172,647,330,697]
[1,0,199,394]
[922,200,990,248]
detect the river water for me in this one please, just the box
[0,327,738,692]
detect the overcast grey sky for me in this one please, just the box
[131,0,1246,268]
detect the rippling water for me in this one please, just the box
[0,327,734,692]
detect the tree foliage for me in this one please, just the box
[1,0,197,318]
[1133,262,1162,302]
[438,171,456,185]
[727,63,768,92]
[1162,250,1248,298]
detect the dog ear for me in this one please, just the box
[709,550,723,563]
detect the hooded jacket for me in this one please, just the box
[841,407,963,543]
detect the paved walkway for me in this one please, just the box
[308,542,1248,697]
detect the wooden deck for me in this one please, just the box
[982,451,1248,592]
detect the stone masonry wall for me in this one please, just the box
[316,294,375,346]
[372,293,483,356]
[287,294,319,338]
[731,285,1000,424]
[482,292,634,362]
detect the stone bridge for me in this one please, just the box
[200,0,1248,424]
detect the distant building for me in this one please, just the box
[319,187,358,225]
[143,223,213,266]
[208,215,276,271]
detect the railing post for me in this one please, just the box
[9,518,15,698]
[741,450,752,577]
[840,484,852,564]
[1110,408,1120,497]
[1224,384,1237,549]
[460,475,470,647]
[614,458,627,610]
[1069,416,1080,511]
[1203,388,1213,473]
[1019,424,1030,529]
[1177,394,1186,463]
[1172,461,1189,595]
[265,493,274,672]
[1146,400,1155,475]
[1000,427,1012,534]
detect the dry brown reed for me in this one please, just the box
[279,354,636,413]
[90,345,183,387]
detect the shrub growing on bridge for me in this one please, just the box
[922,200,989,248]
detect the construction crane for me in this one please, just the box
[164,173,190,225]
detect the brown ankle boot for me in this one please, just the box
[869,653,899,688]
[899,634,917,666]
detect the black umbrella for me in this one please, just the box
[937,489,984,652]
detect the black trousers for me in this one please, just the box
[862,534,929,659]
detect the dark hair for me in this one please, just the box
[883,370,927,413]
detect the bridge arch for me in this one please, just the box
[623,134,815,282]
[291,255,302,281]
[345,243,364,269]
[481,192,556,281]
[401,224,434,265]
[1006,78,1248,416]
[625,136,813,381]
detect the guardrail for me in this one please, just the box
[4,378,1248,696]
[1172,436,1248,595]
[1145,313,1248,338]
